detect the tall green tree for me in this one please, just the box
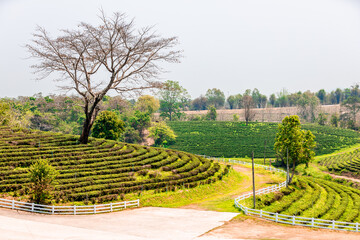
[28,159,58,204]
[251,88,267,108]
[341,84,360,129]
[128,110,151,138]
[269,94,276,107]
[92,111,125,140]
[276,89,289,107]
[316,89,326,104]
[159,80,189,121]
[297,91,319,122]
[205,88,225,108]
[135,95,160,114]
[206,105,217,120]
[191,95,208,110]
[227,95,237,109]
[274,115,316,184]
[334,88,343,104]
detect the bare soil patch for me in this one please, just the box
[199,217,360,240]
[327,172,360,183]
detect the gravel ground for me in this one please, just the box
[0,207,238,240]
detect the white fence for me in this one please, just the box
[212,157,360,232]
[0,198,139,215]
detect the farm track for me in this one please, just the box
[181,165,281,211]
[200,217,360,240]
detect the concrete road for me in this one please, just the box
[0,207,238,240]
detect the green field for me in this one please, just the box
[319,146,360,175]
[0,126,229,204]
[242,175,360,223]
[168,121,360,158]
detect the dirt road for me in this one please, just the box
[199,217,360,240]
[0,207,237,240]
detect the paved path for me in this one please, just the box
[0,207,238,240]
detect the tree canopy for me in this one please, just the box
[205,88,225,108]
[274,115,316,184]
[27,11,181,143]
[135,95,160,114]
[92,110,125,140]
[341,84,360,129]
[159,80,189,121]
[149,121,176,146]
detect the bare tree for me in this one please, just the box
[27,11,181,143]
[243,95,256,125]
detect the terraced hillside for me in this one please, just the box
[319,148,360,175]
[242,176,360,223]
[168,121,360,158]
[0,127,228,204]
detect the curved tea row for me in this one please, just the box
[0,127,229,204]
[319,148,360,174]
[224,159,360,232]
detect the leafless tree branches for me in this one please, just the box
[243,95,256,126]
[27,11,181,143]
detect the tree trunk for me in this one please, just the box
[288,159,296,184]
[79,117,93,144]
[79,100,101,144]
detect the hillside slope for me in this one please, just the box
[168,121,360,158]
[0,127,228,204]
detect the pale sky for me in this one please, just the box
[1,0,360,98]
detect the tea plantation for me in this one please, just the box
[319,147,360,175]
[242,175,360,223]
[168,121,360,158]
[0,127,229,204]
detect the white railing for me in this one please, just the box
[209,157,360,232]
[0,198,139,215]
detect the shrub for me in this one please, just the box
[92,111,125,140]
[28,159,58,204]
[149,121,176,146]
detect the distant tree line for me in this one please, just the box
[157,81,360,130]
[1,83,360,139]
[189,87,353,111]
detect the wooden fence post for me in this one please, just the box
[73,205,76,215]
[292,216,295,225]
[356,222,358,232]
[31,203,34,212]
[251,152,256,209]
[311,217,314,227]
[332,220,335,230]
[124,201,127,209]
[110,203,113,212]
[11,200,14,209]
[52,205,54,214]
[94,205,96,214]
[275,213,278,222]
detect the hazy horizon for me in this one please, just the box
[1,0,360,99]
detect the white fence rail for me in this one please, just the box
[0,198,139,215]
[204,156,360,232]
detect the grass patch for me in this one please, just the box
[128,163,285,212]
